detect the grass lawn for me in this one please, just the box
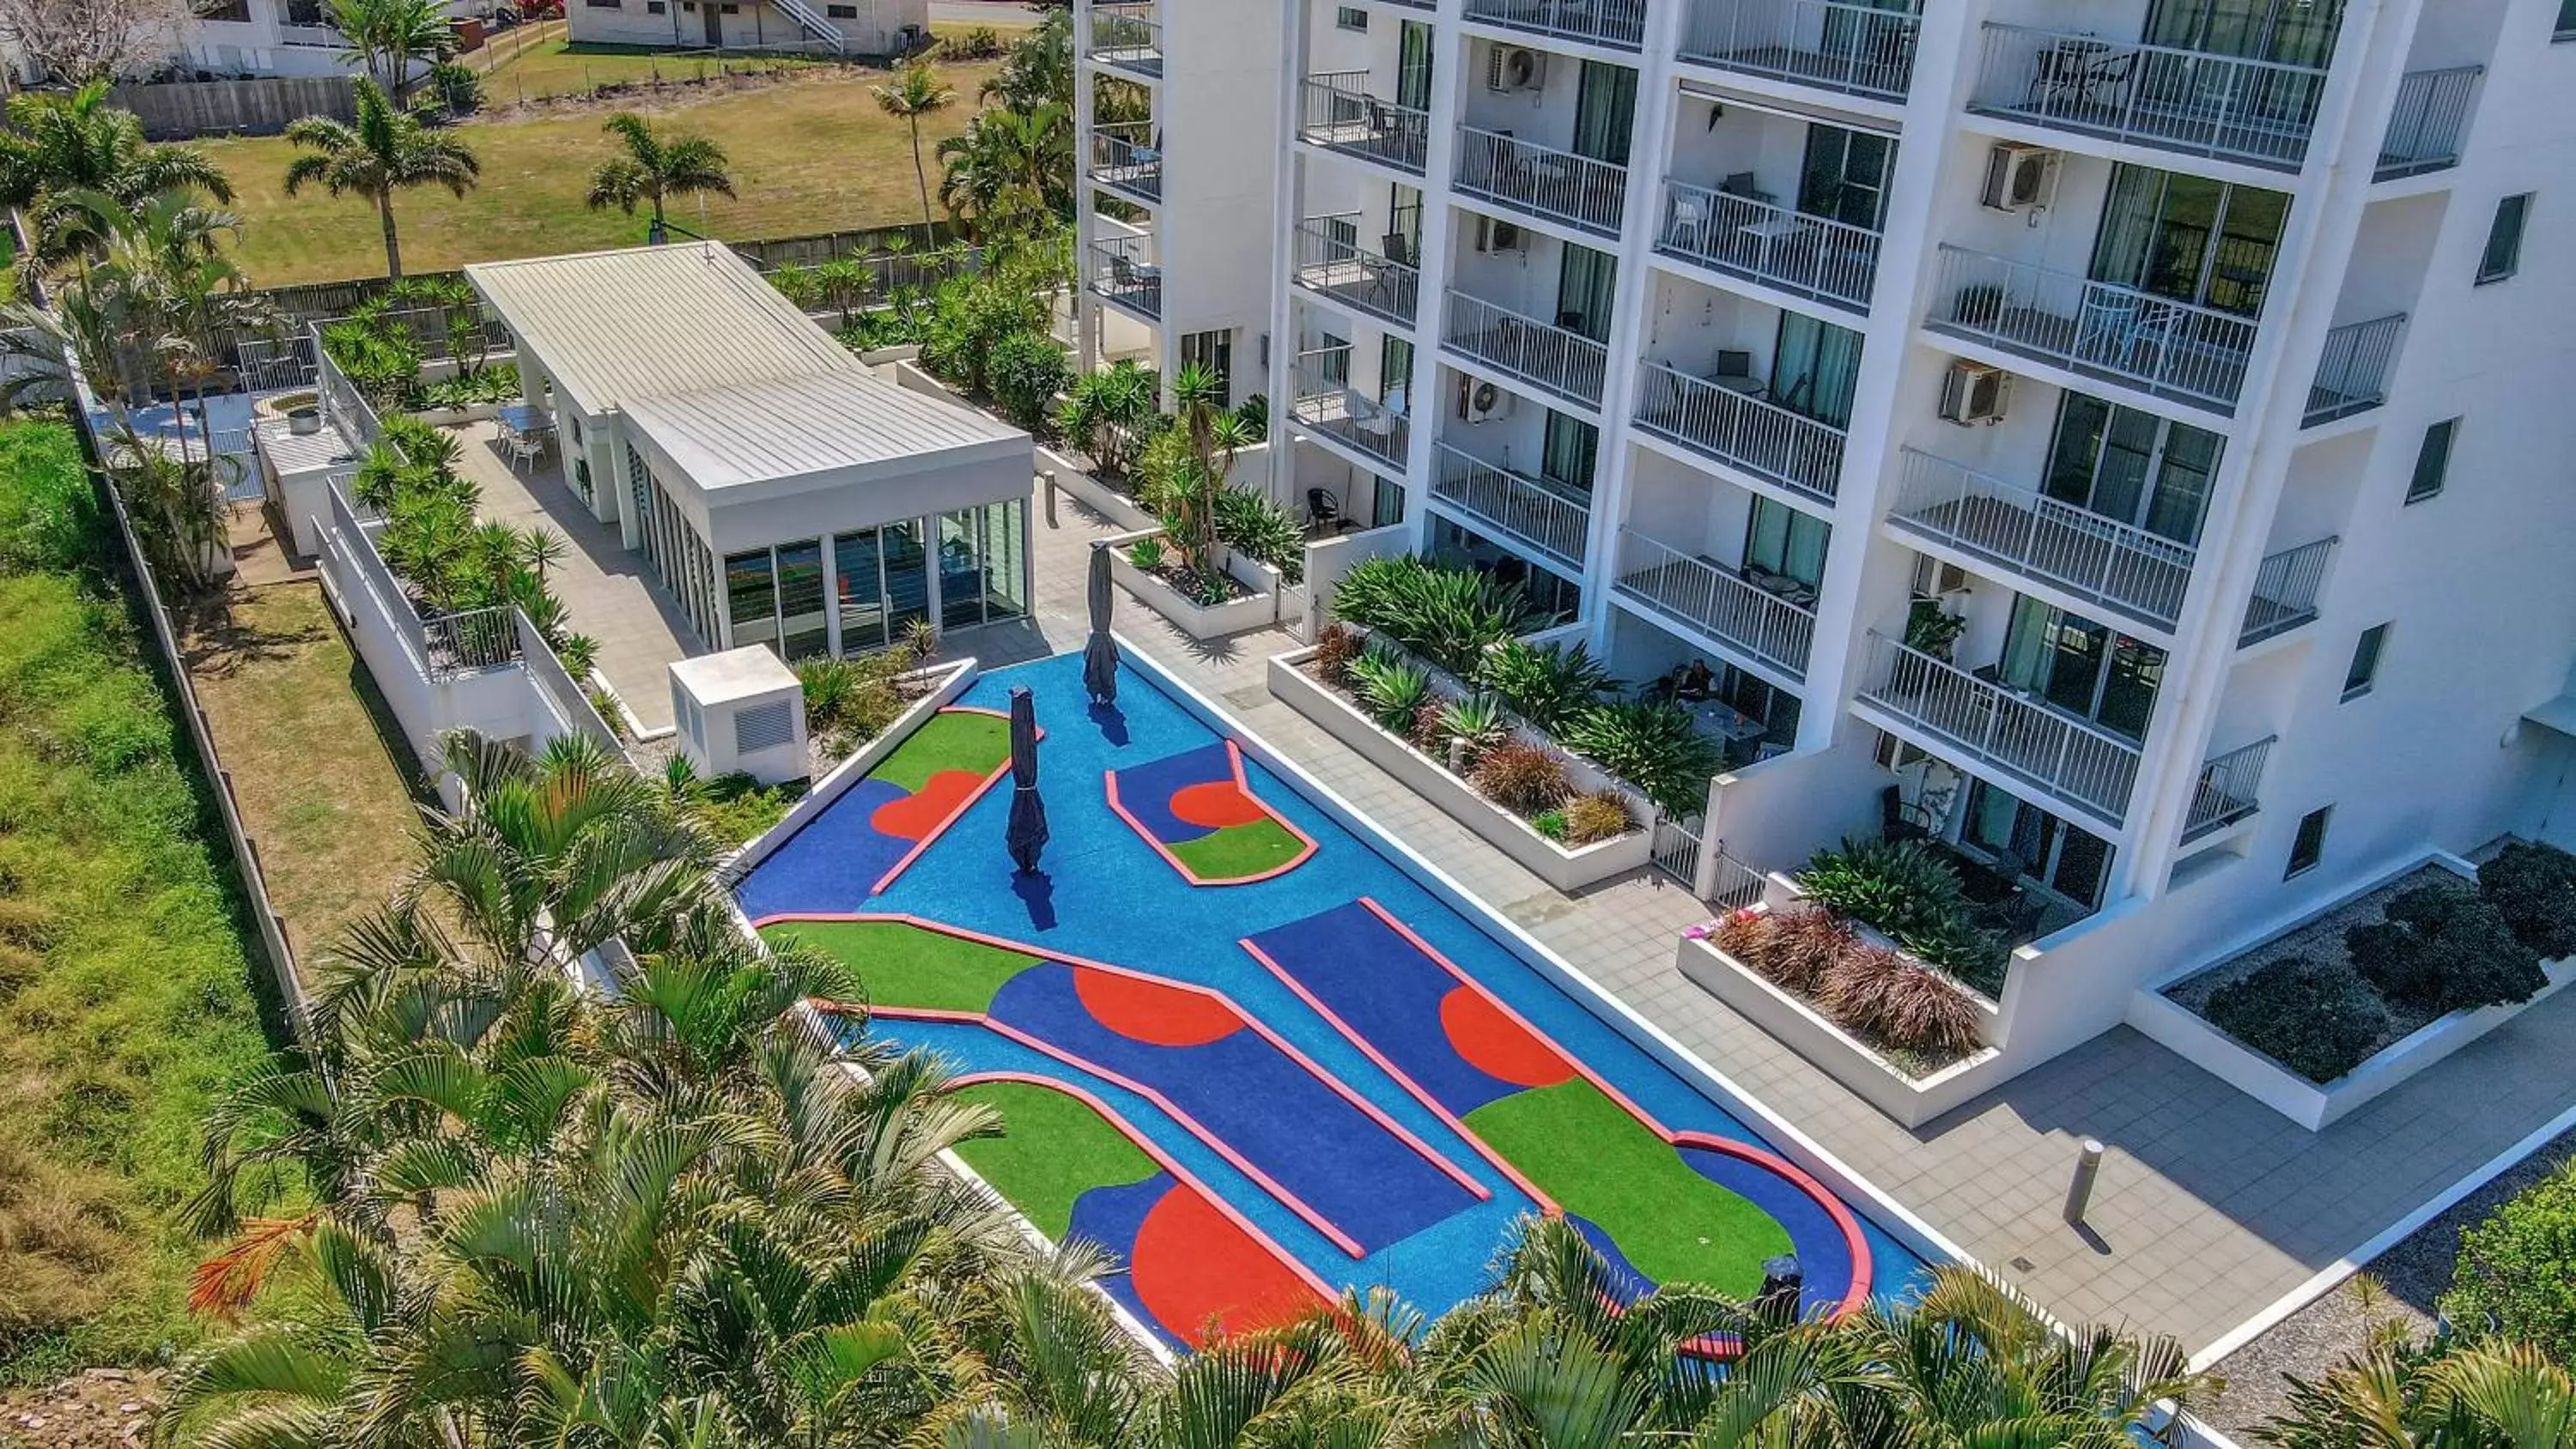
[468,21,825,103]
[872,709,1012,794]
[201,63,1000,285]
[762,918,1035,1013]
[1169,818,1309,883]
[953,1081,1157,1240]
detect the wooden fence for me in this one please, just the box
[106,75,355,138]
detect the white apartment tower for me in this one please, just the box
[1077,0,2576,1102]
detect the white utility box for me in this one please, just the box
[670,646,808,785]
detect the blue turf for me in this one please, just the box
[1109,742,1231,846]
[735,777,911,920]
[1245,900,1521,1118]
[1066,1173,1169,1342]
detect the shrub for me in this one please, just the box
[1561,791,1632,846]
[1531,809,1568,842]
[426,60,483,115]
[1312,622,1362,686]
[1215,488,1305,585]
[1901,912,2010,997]
[1763,907,1856,996]
[2479,841,2576,961]
[1559,700,1721,820]
[1330,555,1533,676]
[1826,945,1985,1058]
[1436,692,1509,761]
[2205,955,2391,1082]
[1710,908,1773,972]
[1470,741,1569,816]
[1347,647,1431,736]
[1799,836,2008,996]
[2345,884,2545,1016]
[987,329,1075,434]
[1127,536,1164,571]
[2442,1157,2576,1366]
[934,24,1004,58]
[1408,698,1449,752]
[1234,391,1268,441]
[1476,637,1615,731]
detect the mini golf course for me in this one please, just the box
[732,650,1931,1351]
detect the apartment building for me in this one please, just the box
[1076,0,2576,1106]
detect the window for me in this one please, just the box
[584,0,618,9]
[1540,410,1598,496]
[2286,805,2332,879]
[720,3,738,11]
[2043,392,2221,543]
[1371,475,1406,529]
[2478,194,2531,283]
[2406,418,2459,502]
[2558,0,2576,39]
[283,0,325,23]
[1742,496,1828,591]
[200,0,250,21]
[1997,596,2167,741]
[826,3,855,13]
[2091,166,2289,317]
[1335,4,1367,29]
[647,2,665,10]
[1180,328,1232,403]
[2343,623,2390,699]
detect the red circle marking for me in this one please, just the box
[1440,985,1576,1088]
[1131,1183,1328,1348]
[1072,966,1243,1047]
[1170,779,1268,829]
[869,769,987,841]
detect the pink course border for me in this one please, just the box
[868,706,1038,895]
[949,1070,1339,1306]
[767,910,1490,1260]
[1103,740,1321,888]
[1247,896,1874,1325]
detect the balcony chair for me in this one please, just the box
[1666,190,1713,253]
[1880,785,1939,843]
[1712,349,1763,394]
[1306,488,1346,535]
[1717,171,1777,207]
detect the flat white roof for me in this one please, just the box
[670,644,800,706]
[621,369,1025,493]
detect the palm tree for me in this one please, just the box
[936,101,1068,240]
[585,112,736,242]
[2258,1335,2576,1449]
[1163,361,1245,578]
[325,0,457,105]
[0,82,234,275]
[874,62,957,233]
[1056,359,1156,478]
[283,77,479,279]
[1868,1267,2201,1447]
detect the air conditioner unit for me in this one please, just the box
[1456,373,1512,422]
[1939,359,2012,426]
[1474,214,1526,252]
[1486,45,1546,92]
[1981,142,2061,214]
[1912,553,1971,598]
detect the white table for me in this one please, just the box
[1738,215,1807,243]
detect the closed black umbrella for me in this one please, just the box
[1005,685,1048,874]
[1083,540,1119,706]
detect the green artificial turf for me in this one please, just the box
[871,710,1013,794]
[952,1081,1159,1240]
[1167,817,1309,882]
[1462,1078,1793,1295]
[759,918,1035,1014]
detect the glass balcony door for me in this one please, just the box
[1571,59,1637,167]
[2144,0,2343,66]
[1796,124,1893,232]
[1397,20,1435,109]
[1554,241,1619,343]
[1743,495,1826,591]
[1770,311,1863,427]
[1961,778,2114,909]
[2041,393,2221,546]
[2089,166,2287,319]
[1998,595,2166,741]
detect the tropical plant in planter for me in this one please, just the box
[1476,637,1615,731]
[1056,359,1157,478]
[1561,791,1632,846]
[1799,836,2008,996]
[1215,487,1304,585]
[2478,840,2576,961]
[1330,555,1534,676]
[1904,597,1968,662]
[1436,692,1509,764]
[1126,535,1164,571]
[1560,699,1718,820]
[1312,621,1362,686]
[1468,741,1569,816]
[1347,646,1431,735]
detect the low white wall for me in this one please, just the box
[1104,529,1280,640]
[1303,522,1410,630]
[723,658,978,882]
[1041,443,1160,531]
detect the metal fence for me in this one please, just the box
[1929,245,2258,412]
[2378,65,2482,179]
[1089,122,1162,203]
[1453,126,1627,238]
[1656,179,1881,314]
[2305,313,2407,427]
[1298,73,1430,175]
[1679,0,1920,100]
[1887,447,2196,632]
[1856,633,2142,828]
[2182,735,2275,842]
[2239,537,2336,646]
[1443,291,1607,409]
[1631,361,1844,504]
[1463,0,1647,48]
[1430,444,1591,570]
[1289,361,1410,471]
[1609,528,1814,682]
[1291,219,1420,328]
[1087,233,1162,318]
[1969,22,2327,172]
[106,75,354,138]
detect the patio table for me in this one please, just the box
[497,403,556,437]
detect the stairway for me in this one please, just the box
[766,0,847,52]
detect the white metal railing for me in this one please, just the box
[1679,0,1920,100]
[1299,73,1430,175]
[2305,313,2406,426]
[1292,219,1419,327]
[1087,233,1160,318]
[516,610,623,757]
[1656,179,1880,313]
[275,21,339,45]
[1090,4,1161,75]
[1887,448,2196,633]
[1431,444,1590,568]
[1631,361,1844,503]
[1454,126,1628,237]
[1969,22,2330,171]
[1463,0,1647,48]
[1290,361,1410,470]
[314,330,383,447]
[1856,633,2142,826]
[1444,291,1606,409]
[1709,842,1769,910]
[1612,528,1815,681]
[2379,65,2481,179]
[1929,246,2259,411]
[2183,735,2274,842]
[2239,537,2335,646]
[1089,122,1160,201]
[1654,815,1707,891]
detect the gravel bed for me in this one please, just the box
[2162,862,2465,1058]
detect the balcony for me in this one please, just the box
[1292,220,1419,329]
[1087,233,1160,320]
[1431,445,1590,570]
[1454,127,1627,239]
[2378,66,2481,180]
[1299,73,1429,176]
[1968,23,2328,173]
[1679,0,1919,102]
[1088,122,1159,203]
[1927,246,2257,412]
[1443,290,1607,409]
[1289,361,1410,471]
[2182,735,2275,843]
[1090,3,1162,77]
[1855,634,2142,828]
[2304,313,2406,427]
[1631,361,1844,505]
[1611,528,1816,682]
[1887,448,2195,634]
[1656,179,1881,314]
[1462,0,1645,51]
[2239,537,2334,647]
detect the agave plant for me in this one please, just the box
[1437,692,1510,760]
[1348,646,1433,736]
[1559,699,1720,819]
[1476,637,1617,731]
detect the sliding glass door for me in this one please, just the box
[1770,312,1863,427]
[1396,21,1433,110]
[2042,394,2221,544]
[2090,165,2288,318]
[1742,496,1827,589]
[1797,124,1894,231]
[2144,0,2343,65]
[1554,242,1618,343]
[1998,596,2167,741]
[1540,410,1597,498]
[1571,60,1637,166]
[1962,779,2115,909]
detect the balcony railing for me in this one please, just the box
[2304,313,2406,426]
[1656,179,1881,313]
[1680,0,1919,101]
[1443,290,1607,409]
[1087,233,1160,318]
[2239,537,2335,646]
[1088,123,1160,203]
[1928,245,2258,412]
[1631,361,1844,505]
[1292,220,1420,329]
[1431,445,1591,569]
[2378,65,2482,180]
[2182,735,2275,843]
[1856,634,2142,828]
[1463,0,1646,50]
[1090,4,1162,76]
[1454,127,1627,238]
[1299,73,1429,176]
[1290,361,1410,471]
[1887,448,2196,634]
[1612,528,1816,682]
[1969,23,2329,173]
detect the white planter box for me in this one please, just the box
[1677,910,2007,1130]
[1107,529,1279,640]
[858,343,921,366]
[1041,445,1159,531]
[1266,646,1652,893]
[405,400,505,427]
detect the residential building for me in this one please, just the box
[562,0,923,57]
[1086,0,2576,1109]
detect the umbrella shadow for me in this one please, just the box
[1010,868,1058,931]
[1087,700,1130,746]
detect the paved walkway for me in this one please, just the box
[979,470,2576,1355]
[454,423,699,731]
